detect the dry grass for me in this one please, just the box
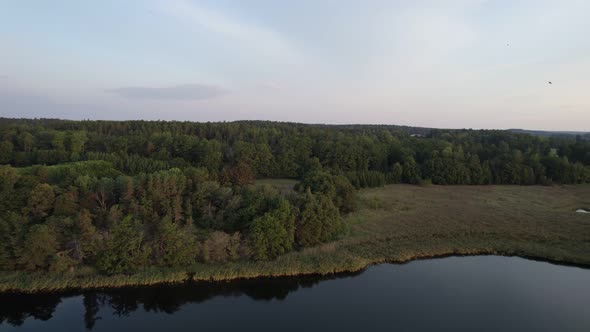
[340,184,590,265]
[2,184,589,293]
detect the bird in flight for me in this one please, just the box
[548,81,552,85]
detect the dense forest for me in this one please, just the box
[0,118,589,275]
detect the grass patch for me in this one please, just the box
[2,184,589,293]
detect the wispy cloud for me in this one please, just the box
[158,0,301,64]
[107,84,229,100]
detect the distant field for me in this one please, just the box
[340,184,590,265]
[2,184,589,292]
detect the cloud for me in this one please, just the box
[107,84,230,100]
[157,0,301,64]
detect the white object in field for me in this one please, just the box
[576,209,590,214]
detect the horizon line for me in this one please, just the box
[1,116,588,134]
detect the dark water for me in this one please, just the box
[1,256,589,331]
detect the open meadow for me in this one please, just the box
[341,184,590,265]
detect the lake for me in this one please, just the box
[1,256,589,331]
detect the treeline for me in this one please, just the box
[1,118,589,185]
[0,118,589,275]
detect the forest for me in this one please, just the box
[0,117,589,276]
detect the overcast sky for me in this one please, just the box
[1,0,589,130]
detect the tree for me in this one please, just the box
[402,157,421,184]
[201,231,241,263]
[18,224,59,271]
[233,141,273,176]
[151,216,197,267]
[53,191,79,216]
[51,131,66,152]
[67,131,88,155]
[249,199,295,260]
[0,166,20,214]
[331,174,357,213]
[65,209,98,262]
[467,155,485,185]
[194,139,222,171]
[95,216,149,275]
[116,175,135,206]
[24,184,55,220]
[0,212,27,269]
[0,140,13,164]
[221,161,255,186]
[296,170,336,197]
[295,189,342,247]
[19,132,34,153]
[390,162,403,183]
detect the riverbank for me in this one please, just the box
[2,184,589,293]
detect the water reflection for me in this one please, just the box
[0,292,65,327]
[1,257,589,331]
[0,272,361,330]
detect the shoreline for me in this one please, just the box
[2,249,588,295]
[2,184,589,295]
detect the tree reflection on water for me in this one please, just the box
[0,272,361,330]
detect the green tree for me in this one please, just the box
[249,199,295,260]
[296,189,342,247]
[62,209,98,262]
[331,174,357,213]
[0,212,27,269]
[95,216,149,275]
[0,166,20,214]
[53,191,79,216]
[67,131,88,156]
[151,216,198,267]
[18,224,59,271]
[51,131,66,152]
[19,132,34,153]
[25,184,55,220]
[402,157,421,184]
[390,162,403,183]
[0,140,13,164]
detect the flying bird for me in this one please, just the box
[548,81,552,85]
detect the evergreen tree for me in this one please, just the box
[296,189,342,246]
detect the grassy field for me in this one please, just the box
[2,184,589,293]
[341,184,590,265]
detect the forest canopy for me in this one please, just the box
[0,118,589,275]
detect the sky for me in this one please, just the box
[1,0,589,131]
